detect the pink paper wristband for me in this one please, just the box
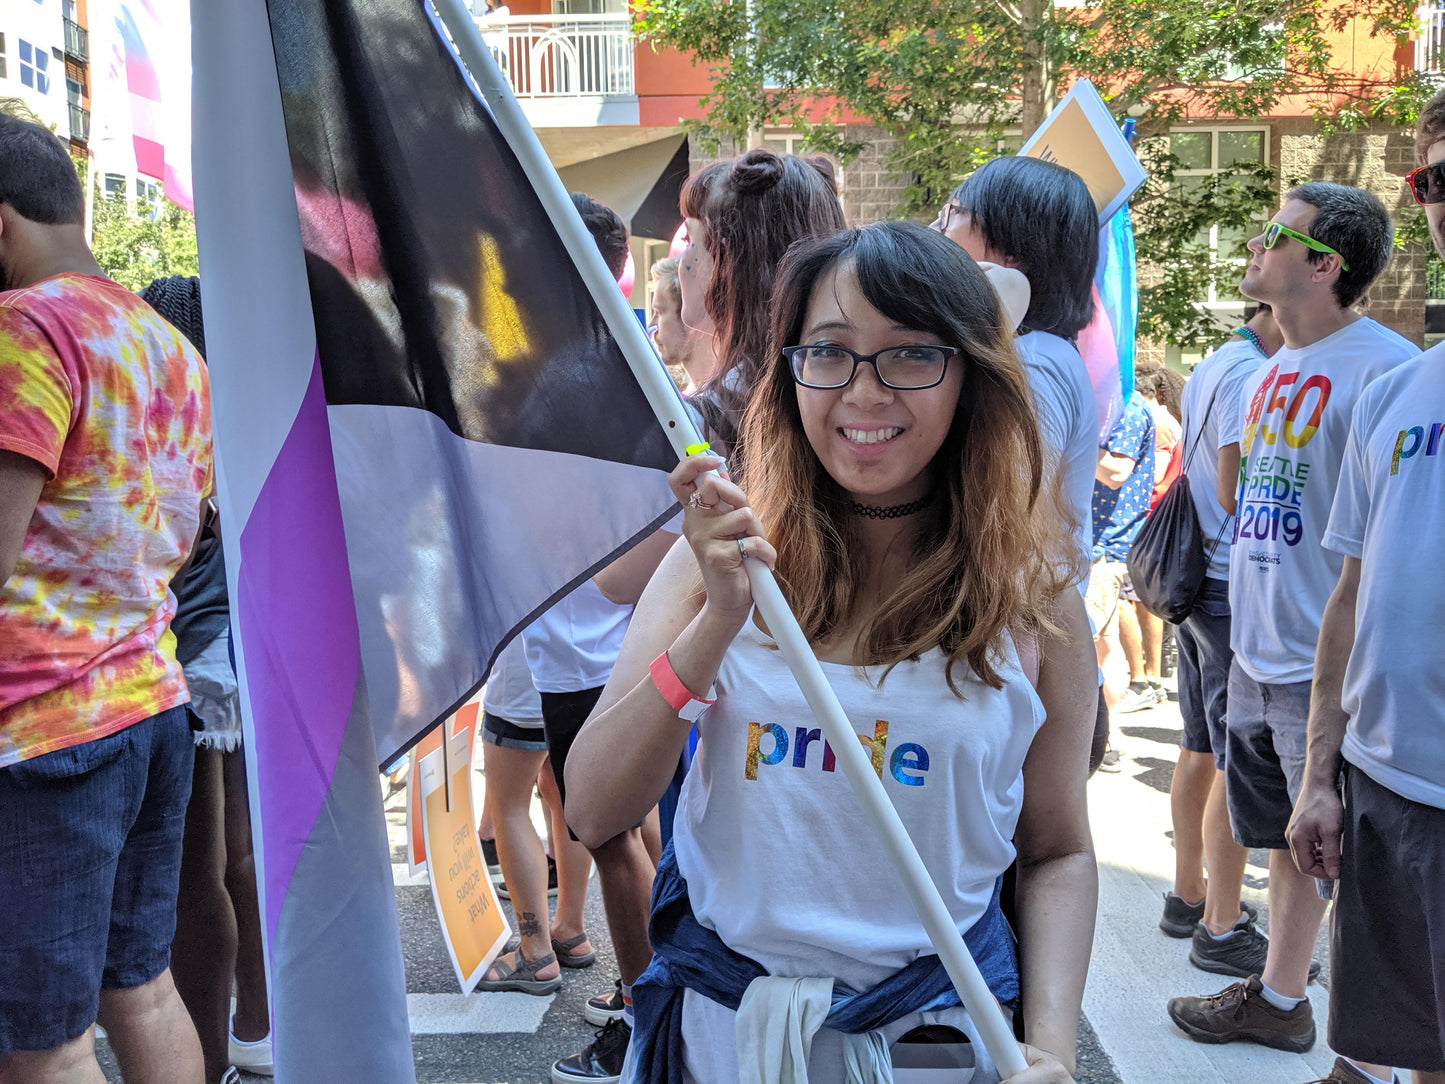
[650,651,716,723]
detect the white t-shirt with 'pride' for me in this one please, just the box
[1324,349,1445,808]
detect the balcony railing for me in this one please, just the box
[475,13,634,98]
[64,17,89,62]
[1419,3,1445,74]
[68,102,89,143]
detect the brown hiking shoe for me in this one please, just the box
[1308,1057,1383,1083]
[1166,974,1315,1053]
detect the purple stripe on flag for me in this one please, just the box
[236,354,361,944]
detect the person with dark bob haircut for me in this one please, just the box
[934,155,1105,770]
[0,109,85,232]
[566,221,1097,1083]
[942,156,1099,340]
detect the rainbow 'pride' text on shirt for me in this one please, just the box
[1391,421,1445,475]
[744,720,931,786]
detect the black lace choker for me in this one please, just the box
[848,492,936,519]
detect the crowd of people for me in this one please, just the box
[2,79,1444,1084]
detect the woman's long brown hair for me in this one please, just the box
[681,149,845,454]
[739,223,1083,692]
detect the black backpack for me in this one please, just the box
[1126,383,1232,624]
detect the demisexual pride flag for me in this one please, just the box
[190,0,680,1076]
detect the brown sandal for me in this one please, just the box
[475,947,562,995]
[551,931,596,969]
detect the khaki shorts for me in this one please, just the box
[1085,559,1128,640]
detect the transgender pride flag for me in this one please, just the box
[191,0,680,1076]
[89,0,192,209]
[1074,118,1140,441]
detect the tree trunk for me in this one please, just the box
[1018,0,1053,138]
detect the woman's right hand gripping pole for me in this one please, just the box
[669,452,776,630]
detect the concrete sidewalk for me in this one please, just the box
[1085,689,1340,1083]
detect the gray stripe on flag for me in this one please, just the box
[272,672,416,1082]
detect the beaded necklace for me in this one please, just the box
[1234,326,1272,358]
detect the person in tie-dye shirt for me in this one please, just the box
[0,110,209,1081]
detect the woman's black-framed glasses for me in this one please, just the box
[783,344,959,390]
[1405,162,1445,207]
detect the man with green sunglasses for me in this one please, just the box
[1260,220,1350,271]
[1280,89,1445,1084]
[1166,182,1418,1059]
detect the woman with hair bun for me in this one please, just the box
[676,148,846,458]
[567,222,1097,1083]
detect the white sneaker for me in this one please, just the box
[1118,684,1158,714]
[229,1029,274,1076]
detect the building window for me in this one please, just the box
[760,130,846,214]
[1164,126,1269,366]
[0,34,7,80]
[18,39,50,94]
[103,173,127,200]
[135,177,161,209]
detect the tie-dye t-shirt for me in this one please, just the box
[0,273,212,767]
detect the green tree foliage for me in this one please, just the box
[636,0,1429,348]
[80,161,199,292]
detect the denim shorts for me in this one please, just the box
[1175,577,1232,767]
[0,704,194,1055]
[1223,661,1310,849]
[481,710,548,752]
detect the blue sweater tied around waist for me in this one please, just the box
[628,841,1020,1084]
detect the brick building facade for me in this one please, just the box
[695,118,1431,366]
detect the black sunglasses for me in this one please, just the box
[1406,163,1445,207]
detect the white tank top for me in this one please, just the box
[673,618,1044,995]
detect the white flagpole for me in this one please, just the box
[429,1,1030,1075]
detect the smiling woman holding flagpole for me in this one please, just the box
[428,4,1091,1078]
[565,224,1098,1082]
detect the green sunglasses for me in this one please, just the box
[1261,221,1350,272]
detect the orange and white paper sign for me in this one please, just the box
[418,719,509,993]
[1019,78,1147,224]
[406,701,480,876]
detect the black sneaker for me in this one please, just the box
[479,835,501,877]
[551,1018,630,1082]
[1159,893,1260,938]
[584,978,625,1025]
[497,856,558,901]
[1189,918,1320,982]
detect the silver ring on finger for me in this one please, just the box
[688,491,715,511]
[737,538,748,561]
